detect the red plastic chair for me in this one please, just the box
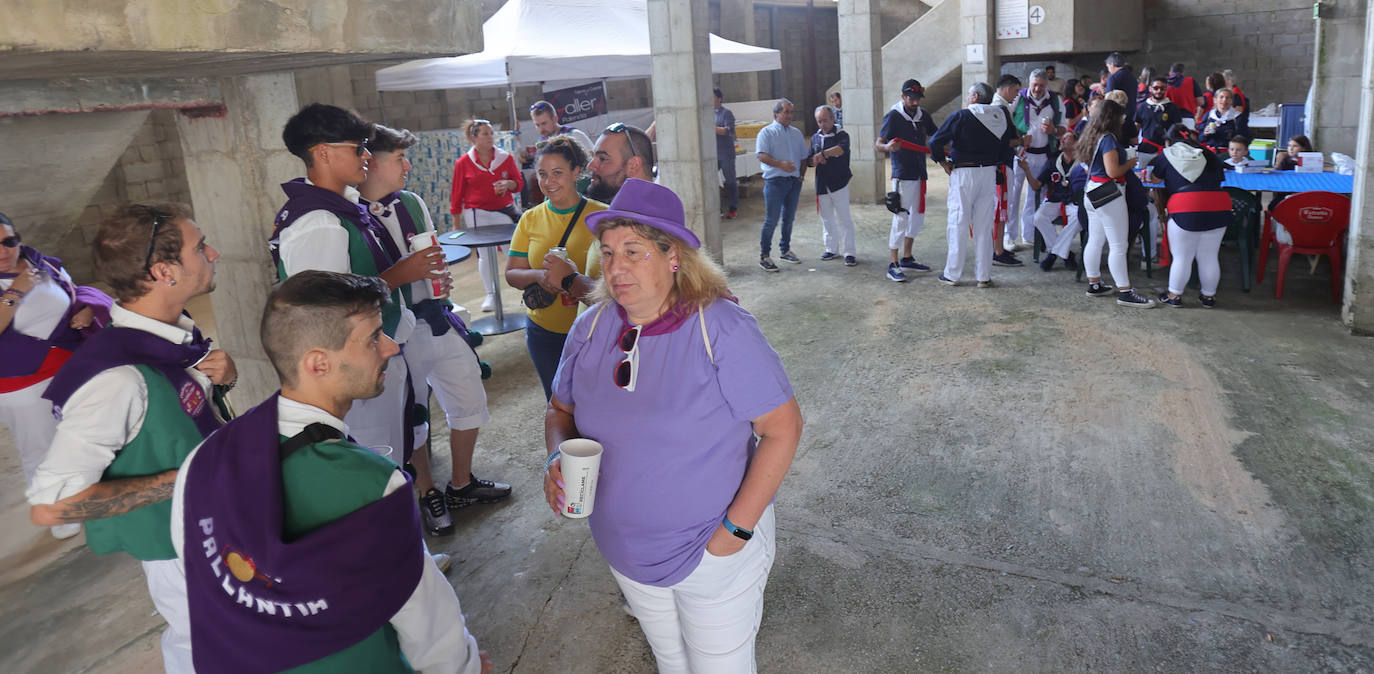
[1256,191,1350,300]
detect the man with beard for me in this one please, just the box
[586,121,656,203]
[174,271,491,674]
[28,203,235,671]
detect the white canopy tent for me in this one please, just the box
[375,0,781,95]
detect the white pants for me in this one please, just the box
[1083,187,1133,288]
[817,186,857,257]
[405,321,491,438]
[943,166,997,282]
[888,179,926,250]
[464,209,515,295]
[144,558,193,673]
[346,353,409,459]
[611,505,777,674]
[1166,221,1227,296]
[1010,151,1048,242]
[0,379,59,484]
[1029,200,1082,259]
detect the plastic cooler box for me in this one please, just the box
[1249,139,1276,163]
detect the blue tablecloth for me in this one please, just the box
[1146,171,1353,193]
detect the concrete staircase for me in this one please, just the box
[881,0,963,116]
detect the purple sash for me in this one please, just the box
[369,191,470,339]
[184,394,425,673]
[269,179,403,274]
[43,324,221,437]
[0,247,113,379]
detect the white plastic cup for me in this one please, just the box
[408,231,445,299]
[558,439,603,519]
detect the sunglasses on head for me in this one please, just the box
[530,103,553,114]
[535,136,574,150]
[1,235,19,248]
[143,211,173,273]
[603,123,641,161]
[613,324,641,391]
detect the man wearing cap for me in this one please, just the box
[755,98,809,272]
[713,88,739,220]
[929,82,1020,288]
[876,79,939,282]
[174,270,491,674]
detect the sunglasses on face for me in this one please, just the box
[315,140,370,157]
[613,324,641,391]
[1,235,18,248]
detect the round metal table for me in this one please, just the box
[440,224,524,335]
[441,243,472,265]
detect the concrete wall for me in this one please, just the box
[1310,0,1368,158]
[751,3,841,135]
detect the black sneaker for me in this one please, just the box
[1199,294,1216,309]
[1157,291,1182,307]
[778,250,802,264]
[844,255,857,267]
[977,279,995,288]
[1117,289,1157,308]
[1038,253,1058,271]
[992,251,1024,267]
[419,489,455,535]
[759,256,779,272]
[885,263,907,282]
[819,252,841,261]
[898,257,931,272]
[1085,282,1116,297]
[1063,252,1077,270]
[446,474,513,509]
[937,274,959,286]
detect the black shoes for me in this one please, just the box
[446,474,513,509]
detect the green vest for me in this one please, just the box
[275,215,405,338]
[280,436,412,674]
[85,366,208,561]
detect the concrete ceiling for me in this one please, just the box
[0,51,470,83]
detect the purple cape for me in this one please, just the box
[0,247,113,379]
[367,191,470,339]
[270,179,402,274]
[183,394,425,673]
[42,323,221,438]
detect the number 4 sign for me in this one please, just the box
[1029,5,1045,25]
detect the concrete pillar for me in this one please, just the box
[837,0,885,204]
[1341,4,1374,334]
[647,0,723,260]
[175,73,302,408]
[1309,1,1368,158]
[718,0,760,102]
[961,0,997,92]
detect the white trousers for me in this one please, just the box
[888,179,926,250]
[943,166,997,282]
[817,186,857,257]
[1166,221,1227,296]
[464,209,515,295]
[611,505,777,674]
[1083,188,1133,288]
[1029,200,1082,259]
[405,322,491,433]
[1010,152,1048,242]
[346,353,409,459]
[144,558,193,673]
[0,379,59,484]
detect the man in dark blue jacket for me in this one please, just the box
[807,105,857,266]
[929,82,1020,288]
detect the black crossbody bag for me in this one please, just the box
[1085,141,1124,208]
[523,198,588,310]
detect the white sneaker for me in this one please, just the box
[481,294,495,312]
[51,523,81,540]
[431,552,452,573]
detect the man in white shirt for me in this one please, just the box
[172,270,491,674]
[27,202,236,672]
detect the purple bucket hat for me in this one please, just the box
[583,178,701,248]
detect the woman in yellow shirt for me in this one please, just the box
[505,136,607,399]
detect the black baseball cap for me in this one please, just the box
[901,79,925,98]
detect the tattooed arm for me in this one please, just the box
[30,469,178,526]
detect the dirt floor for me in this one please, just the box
[2,168,1373,672]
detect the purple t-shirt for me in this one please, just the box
[551,299,794,587]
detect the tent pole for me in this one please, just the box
[507,84,518,134]
[378,91,388,125]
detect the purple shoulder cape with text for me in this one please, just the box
[0,247,113,379]
[42,323,221,437]
[183,394,425,673]
[269,178,403,274]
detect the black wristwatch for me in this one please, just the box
[722,515,753,541]
[560,272,580,292]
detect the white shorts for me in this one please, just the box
[405,320,491,435]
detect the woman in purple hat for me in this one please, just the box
[543,179,803,673]
[0,211,111,539]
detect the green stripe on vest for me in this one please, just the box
[280,436,412,673]
[275,214,405,338]
[85,366,208,561]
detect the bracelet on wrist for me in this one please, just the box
[544,449,562,472]
[2,287,25,297]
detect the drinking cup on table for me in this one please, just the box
[558,439,603,519]
[408,232,445,299]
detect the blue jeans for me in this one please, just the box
[525,318,567,401]
[761,176,802,257]
[719,155,738,210]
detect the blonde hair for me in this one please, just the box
[1104,89,1129,108]
[587,217,728,309]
